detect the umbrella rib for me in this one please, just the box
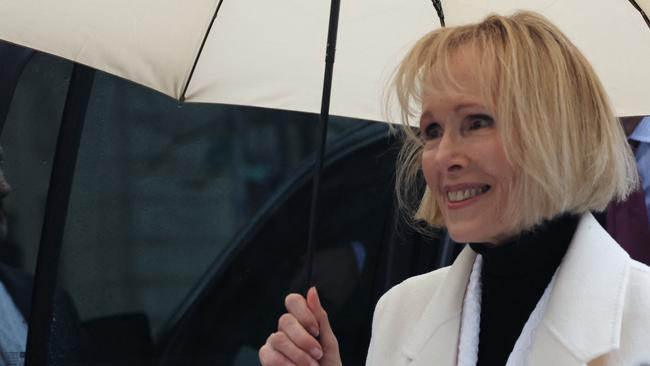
[430,0,446,27]
[180,0,224,102]
[627,0,650,29]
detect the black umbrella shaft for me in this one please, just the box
[305,0,341,291]
[25,63,94,366]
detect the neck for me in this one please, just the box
[469,213,580,277]
[467,212,581,366]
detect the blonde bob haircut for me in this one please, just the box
[393,11,638,233]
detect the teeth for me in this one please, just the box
[447,187,486,202]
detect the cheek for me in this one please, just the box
[479,140,514,182]
[490,152,516,185]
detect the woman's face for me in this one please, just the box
[420,48,517,245]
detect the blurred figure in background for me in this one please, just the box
[0,146,28,365]
[0,40,34,366]
[1,41,87,366]
[630,116,650,224]
[605,116,650,265]
[0,145,88,365]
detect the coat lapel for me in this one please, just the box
[530,213,630,366]
[401,246,477,366]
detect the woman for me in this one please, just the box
[259,11,650,366]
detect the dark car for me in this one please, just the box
[1,42,458,365]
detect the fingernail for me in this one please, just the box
[310,347,323,360]
[313,287,321,306]
[310,326,320,338]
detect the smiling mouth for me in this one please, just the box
[447,185,490,202]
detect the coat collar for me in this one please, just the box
[530,212,629,365]
[400,213,630,366]
[400,244,476,365]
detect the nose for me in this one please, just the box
[433,132,467,173]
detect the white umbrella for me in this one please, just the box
[0,2,648,363]
[0,0,648,119]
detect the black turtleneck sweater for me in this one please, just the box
[469,214,580,366]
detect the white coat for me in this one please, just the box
[366,213,650,366]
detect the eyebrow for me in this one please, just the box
[454,102,483,112]
[419,102,485,126]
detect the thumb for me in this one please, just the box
[306,287,342,365]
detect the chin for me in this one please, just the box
[446,228,476,244]
[445,222,493,244]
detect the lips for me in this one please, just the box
[445,184,490,203]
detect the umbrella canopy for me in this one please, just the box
[1,2,648,363]
[0,0,648,120]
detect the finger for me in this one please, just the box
[306,287,340,357]
[285,293,320,337]
[277,313,323,360]
[267,332,319,366]
[259,343,296,366]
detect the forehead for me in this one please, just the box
[420,47,495,115]
[426,45,492,93]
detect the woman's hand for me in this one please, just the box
[259,287,342,366]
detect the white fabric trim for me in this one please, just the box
[457,254,556,366]
[457,255,483,366]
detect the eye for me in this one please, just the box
[466,114,494,131]
[421,122,442,140]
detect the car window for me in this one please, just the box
[3,47,382,364]
[157,124,460,365]
[158,126,400,365]
[3,43,459,365]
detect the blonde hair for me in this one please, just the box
[393,11,639,232]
